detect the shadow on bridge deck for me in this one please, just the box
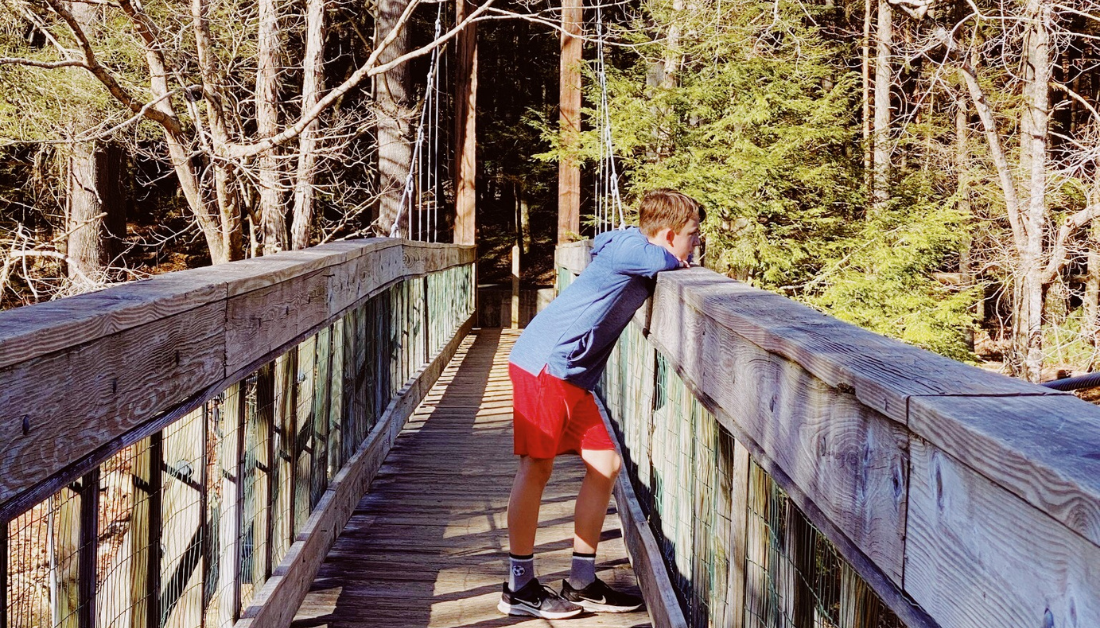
[291,329,652,628]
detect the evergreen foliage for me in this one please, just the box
[566,0,980,359]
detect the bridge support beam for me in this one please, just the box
[454,0,477,247]
[558,0,582,244]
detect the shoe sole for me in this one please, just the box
[497,600,584,619]
[575,600,644,614]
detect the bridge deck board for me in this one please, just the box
[292,329,652,628]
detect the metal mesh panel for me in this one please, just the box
[3,264,473,628]
[743,463,905,628]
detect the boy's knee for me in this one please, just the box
[584,449,621,479]
[520,456,555,483]
[606,452,622,478]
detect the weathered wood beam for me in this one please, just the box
[0,241,473,519]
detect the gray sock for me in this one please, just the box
[509,553,534,591]
[569,552,596,589]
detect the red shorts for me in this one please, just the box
[509,364,615,458]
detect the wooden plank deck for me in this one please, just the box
[292,329,653,627]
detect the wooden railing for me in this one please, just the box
[1,239,475,628]
[557,241,1100,628]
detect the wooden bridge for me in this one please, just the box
[1,239,1098,628]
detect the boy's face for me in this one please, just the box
[661,216,702,263]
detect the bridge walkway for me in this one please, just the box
[291,329,652,628]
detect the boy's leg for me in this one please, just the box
[507,455,555,556]
[573,448,621,554]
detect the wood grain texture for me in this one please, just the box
[649,293,909,586]
[906,438,1100,628]
[909,394,1100,550]
[555,240,592,274]
[0,239,465,373]
[654,270,1064,425]
[0,303,226,506]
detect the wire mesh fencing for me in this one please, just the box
[585,272,907,628]
[3,264,473,628]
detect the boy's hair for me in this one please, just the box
[638,189,705,236]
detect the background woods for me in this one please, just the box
[0,0,467,290]
[5,0,1100,383]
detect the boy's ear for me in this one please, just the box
[664,227,676,245]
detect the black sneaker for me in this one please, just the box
[560,577,645,613]
[498,578,584,619]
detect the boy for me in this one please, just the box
[498,189,704,619]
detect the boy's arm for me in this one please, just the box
[615,239,682,278]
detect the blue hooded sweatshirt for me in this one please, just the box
[509,227,681,390]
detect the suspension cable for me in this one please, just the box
[391,1,445,239]
[594,2,626,233]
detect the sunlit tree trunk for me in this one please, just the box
[375,0,412,235]
[1017,0,1052,381]
[872,0,892,212]
[291,0,327,250]
[64,4,126,287]
[257,0,286,254]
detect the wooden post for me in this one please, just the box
[558,0,582,244]
[78,470,99,628]
[219,386,245,628]
[275,349,298,558]
[255,363,275,586]
[129,434,162,628]
[160,409,204,628]
[294,337,316,533]
[724,439,750,628]
[54,487,81,628]
[789,503,816,628]
[311,326,331,508]
[1,518,6,628]
[328,320,345,477]
[454,0,477,246]
[511,242,520,329]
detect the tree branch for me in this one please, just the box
[226,0,498,159]
[1043,204,1100,284]
[41,0,181,133]
[0,57,88,69]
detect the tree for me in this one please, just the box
[1,0,491,266]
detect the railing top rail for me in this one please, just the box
[0,239,474,516]
[558,240,1100,628]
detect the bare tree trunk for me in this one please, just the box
[1016,0,1052,381]
[66,143,106,286]
[956,98,972,289]
[872,0,892,212]
[65,3,124,287]
[1086,174,1100,346]
[110,0,231,264]
[375,0,412,235]
[291,0,327,250]
[862,0,872,188]
[192,0,243,262]
[955,95,980,348]
[258,0,286,255]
